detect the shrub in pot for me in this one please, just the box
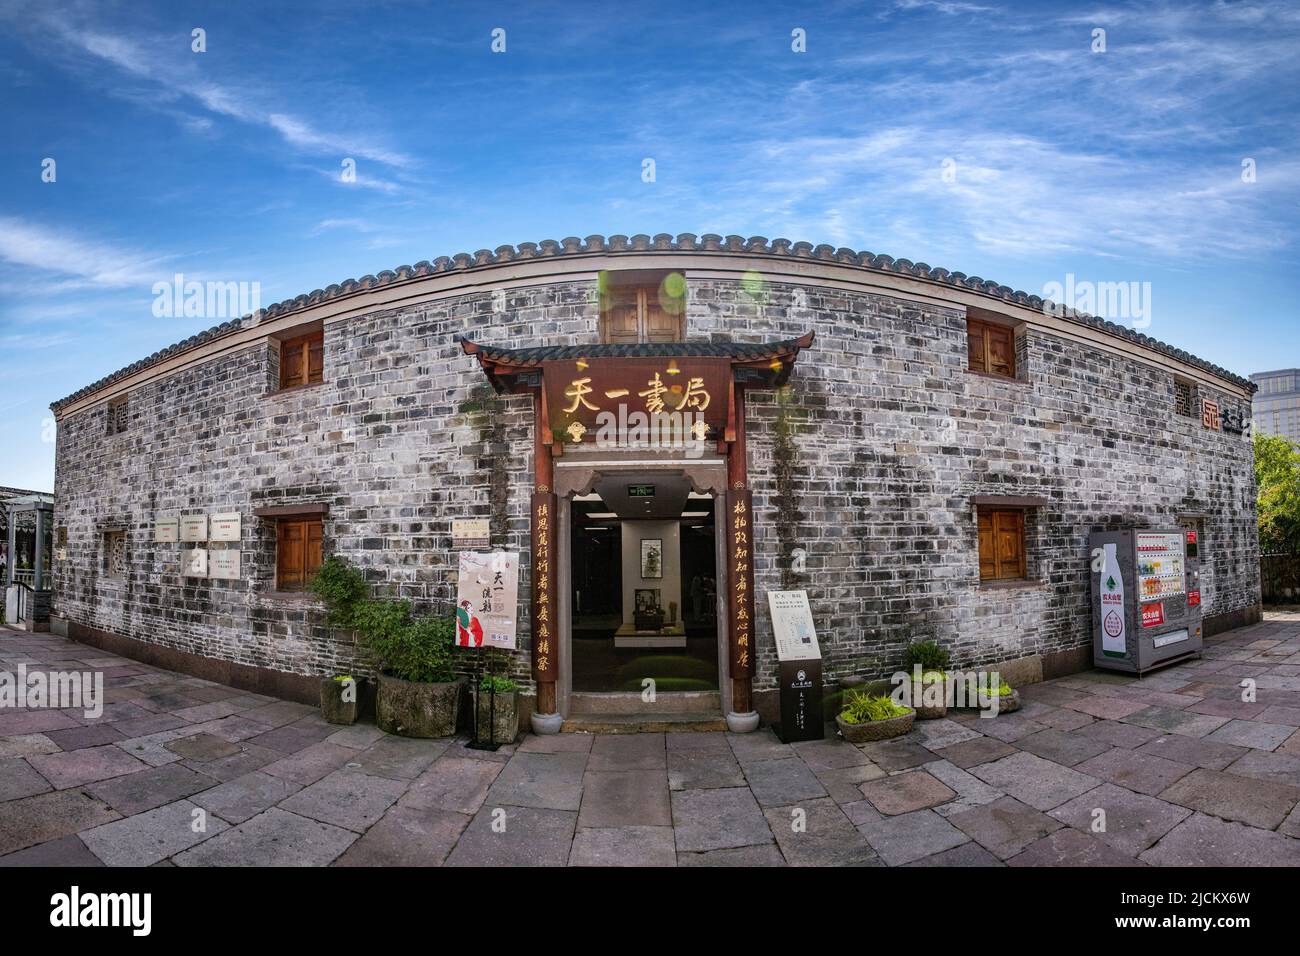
[475,673,519,744]
[312,558,463,738]
[835,690,915,744]
[903,640,951,719]
[975,676,1021,715]
[320,674,360,725]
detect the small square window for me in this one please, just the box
[278,330,324,390]
[966,318,1016,379]
[275,517,323,591]
[977,508,1026,581]
[1174,378,1197,418]
[598,271,685,344]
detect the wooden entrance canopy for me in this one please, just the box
[460,331,815,722]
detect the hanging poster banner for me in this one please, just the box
[768,590,821,662]
[456,551,520,650]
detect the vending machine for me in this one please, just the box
[1089,528,1203,675]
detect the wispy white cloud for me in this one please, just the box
[0,216,176,290]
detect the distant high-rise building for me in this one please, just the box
[1251,369,1300,443]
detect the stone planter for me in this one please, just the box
[375,673,464,738]
[319,677,360,725]
[836,709,915,744]
[474,688,519,745]
[913,675,948,720]
[984,689,1021,714]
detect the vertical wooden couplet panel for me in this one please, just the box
[531,491,559,710]
[725,489,756,702]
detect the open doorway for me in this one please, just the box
[569,474,718,694]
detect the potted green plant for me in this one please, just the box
[320,674,360,725]
[475,673,519,744]
[975,675,1021,714]
[903,640,951,719]
[312,557,464,738]
[836,691,915,744]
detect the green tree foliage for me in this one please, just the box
[1256,433,1300,554]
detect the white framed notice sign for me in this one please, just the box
[209,549,241,581]
[182,547,208,578]
[767,590,822,662]
[180,515,208,542]
[210,513,241,542]
[452,518,490,550]
[154,518,179,543]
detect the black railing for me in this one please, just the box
[1261,553,1300,605]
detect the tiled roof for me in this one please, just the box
[461,334,814,365]
[49,233,1256,410]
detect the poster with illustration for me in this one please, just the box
[456,551,520,650]
[767,590,821,662]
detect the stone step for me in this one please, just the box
[561,712,728,734]
[568,690,720,715]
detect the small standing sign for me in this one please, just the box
[767,590,824,743]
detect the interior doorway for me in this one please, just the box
[568,472,719,695]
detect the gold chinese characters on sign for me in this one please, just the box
[725,489,756,678]
[531,492,558,680]
[542,356,730,443]
[1202,398,1221,431]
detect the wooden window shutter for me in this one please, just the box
[644,289,681,342]
[277,519,304,591]
[307,336,324,384]
[305,520,323,585]
[967,323,987,373]
[977,512,996,579]
[280,339,305,389]
[602,288,641,344]
[987,325,1014,377]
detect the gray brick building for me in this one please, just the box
[48,234,1262,727]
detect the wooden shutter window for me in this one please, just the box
[978,509,1027,581]
[599,280,684,343]
[276,517,323,591]
[278,331,324,390]
[967,318,1016,379]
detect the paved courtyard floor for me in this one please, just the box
[3,613,1300,866]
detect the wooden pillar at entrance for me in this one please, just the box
[725,384,754,715]
[532,393,558,715]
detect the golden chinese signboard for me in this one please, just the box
[541,356,730,444]
[725,489,756,679]
[531,492,558,680]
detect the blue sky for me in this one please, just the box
[2,0,1298,490]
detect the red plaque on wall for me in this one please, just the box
[725,489,756,679]
[530,492,558,681]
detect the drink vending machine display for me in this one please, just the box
[1089,528,1203,674]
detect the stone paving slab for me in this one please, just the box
[485,752,588,812]
[1157,767,1300,829]
[856,808,970,866]
[0,834,104,867]
[763,798,878,866]
[671,787,773,852]
[1048,782,1191,856]
[84,763,218,816]
[1017,729,1112,767]
[948,796,1063,859]
[587,733,666,771]
[0,758,52,802]
[667,750,746,791]
[1074,748,1195,796]
[80,799,229,866]
[859,770,955,816]
[677,843,786,866]
[1204,718,1298,752]
[28,744,151,789]
[932,736,1016,769]
[334,806,470,867]
[569,825,677,867]
[262,741,361,787]
[1134,733,1247,770]
[1006,827,1141,866]
[743,756,828,807]
[279,769,408,833]
[444,805,576,867]
[1122,706,1231,738]
[1139,812,1300,866]
[969,752,1101,811]
[191,771,302,824]
[578,770,671,828]
[400,754,504,815]
[173,807,357,867]
[1223,749,1300,788]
